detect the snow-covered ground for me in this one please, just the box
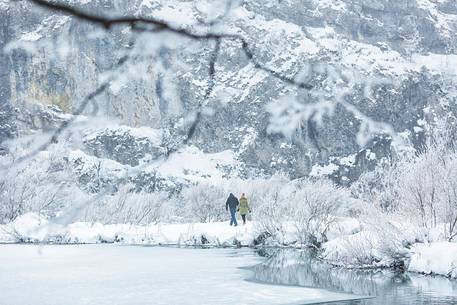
[0,213,360,247]
[0,213,256,246]
[0,244,365,305]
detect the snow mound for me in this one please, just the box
[10,213,49,239]
[409,242,457,278]
[322,231,383,266]
[3,213,66,243]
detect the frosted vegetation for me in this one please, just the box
[2,0,457,283]
[3,124,457,278]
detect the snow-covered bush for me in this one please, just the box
[391,150,442,229]
[323,231,380,266]
[384,146,457,241]
[0,149,78,223]
[289,180,351,247]
[82,185,173,225]
[249,176,358,247]
[351,164,398,211]
[353,127,457,243]
[441,158,457,241]
[181,182,227,223]
[323,207,414,268]
[322,129,457,267]
[250,176,292,243]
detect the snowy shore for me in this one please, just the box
[2,213,457,280]
[0,213,256,247]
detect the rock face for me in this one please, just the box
[1,0,457,187]
[83,127,164,167]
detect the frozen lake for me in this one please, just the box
[0,244,362,305]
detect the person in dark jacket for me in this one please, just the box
[225,193,239,226]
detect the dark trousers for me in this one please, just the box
[229,209,237,226]
[241,214,246,224]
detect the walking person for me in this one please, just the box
[225,193,239,226]
[238,193,251,225]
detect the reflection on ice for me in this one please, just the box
[250,249,457,305]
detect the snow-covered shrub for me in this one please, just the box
[181,182,227,223]
[383,146,457,241]
[391,150,443,229]
[251,176,292,243]
[438,155,457,241]
[323,207,411,268]
[0,149,78,223]
[409,242,457,278]
[351,164,398,211]
[249,176,359,247]
[323,231,380,266]
[353,127,457,242]
[83,185,172,225]
[289,180,351,247]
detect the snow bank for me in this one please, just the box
[409,242,457,278]
[1,214,366,248]
[322,225,457,276]
[322,231,386,267]
[2,213,256,247]
[0,213,54,243]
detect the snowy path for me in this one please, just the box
[0,244,365,305]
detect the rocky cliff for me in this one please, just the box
[1,0,457,189]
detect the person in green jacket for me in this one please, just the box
[237,193,251,225]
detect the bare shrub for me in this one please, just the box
[0,150,76,223]
[83,185,172,225]
[181,182,226,223]
[289,180,350,247]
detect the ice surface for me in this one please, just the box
[0,245,364,305]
